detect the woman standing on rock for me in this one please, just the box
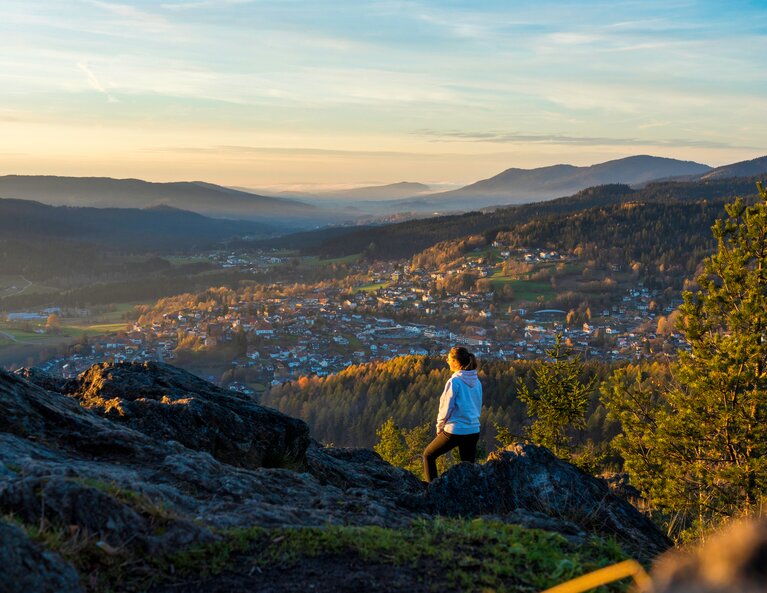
[423,346,482,483]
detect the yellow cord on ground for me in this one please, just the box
[540,559,653,593]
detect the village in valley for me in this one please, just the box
[2,240,688,395]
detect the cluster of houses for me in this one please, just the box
[15,247,686,387]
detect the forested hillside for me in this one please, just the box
[262,355,621,450]
[258,176,761,260]
[0,175,322,223]
[0,198,273,289]
[390,154,712,211]
[412,199,732,291]
[0,198,275,249]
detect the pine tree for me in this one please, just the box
[517,334,596,459]
[374,418,408,469]
[604,183,767,529]
[663,183,767,519]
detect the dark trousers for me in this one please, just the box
[423,431,480,483]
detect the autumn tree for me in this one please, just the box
[45,313,61,334]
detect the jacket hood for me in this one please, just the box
[453,369,479,388]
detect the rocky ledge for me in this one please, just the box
[1,361,671,592]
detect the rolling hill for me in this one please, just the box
[317,181,432,201]
[0,176,325,225]
[699,155,767,180]
[389,155,713,212]
[255,175,765,261]
[0,198,275,250]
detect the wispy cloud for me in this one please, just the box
[84,0,173,33]
[150,145,453,158]
[76,62,118,103]
[160,0,256,10]
[2,0,766,183]
[415,129,747,150]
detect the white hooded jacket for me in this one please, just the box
[436,370,482,435]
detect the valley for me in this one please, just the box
[4,5,767,591]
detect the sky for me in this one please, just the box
[1,0,766,190]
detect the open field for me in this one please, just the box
[0,275,30,298]
[0,326,75,368]
[494,279,556,303]
[0,320,128,345]
[98,302,142,322]
[354,282,390,293]
[466,246,504,263]
[164,255,212,265]
[61,322,129,336]
[0,300,143,368]
[489,269,556,302]
[302,254,361,267]
[0,275,57,299]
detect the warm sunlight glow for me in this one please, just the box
[1,0,765,187]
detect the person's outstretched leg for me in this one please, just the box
[457,433,480,463]
[423,431,457,482]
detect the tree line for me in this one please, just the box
[259,176,762,261]
[262,355,616,452]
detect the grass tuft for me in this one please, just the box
[11,513,633,593]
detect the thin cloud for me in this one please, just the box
[76,62,119,103]
[415,129,747,149]
[151,145,439,158]
[147,145,509,159]
[160,0,256,10]
[84,0,172,33]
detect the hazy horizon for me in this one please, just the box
[2,0,766,187]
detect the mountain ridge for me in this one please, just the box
[253,176,765,260]
[389,155,713,212]
[317,181,432,201]
[0,196,276,250]
[0,175,322,224]
[700,155,767,181]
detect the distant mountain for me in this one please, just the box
[318,182,432,201]
[255,175,763,261]
[700,155,767,181]
[0,176,324,225]
[390,155,712,212]
[0,197,275,250]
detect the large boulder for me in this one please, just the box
[427,443,671,559]
[0,475,214,554]
[306,443,426,510]
[0,366,420,539]
[0,366,163,463]
[14,367,76,394]
[0,519,83,593]
[39,362,310,469]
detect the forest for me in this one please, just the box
[410,199,731,291]
[257,176,762,261]
[262,354,619,451]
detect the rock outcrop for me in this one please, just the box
[0,362,671,591]
[426,444,670,558]
[0,519,83,593]
[20,362,310,469]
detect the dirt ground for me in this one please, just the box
[149,554,434,593]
